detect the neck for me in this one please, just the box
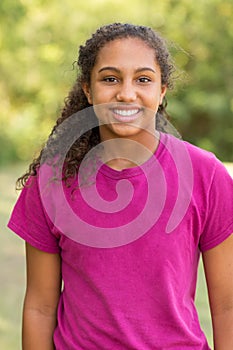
[99,129,160,171]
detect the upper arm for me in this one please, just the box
[202,233,233,315]
[24,242,62,313]
[202,234,233,349]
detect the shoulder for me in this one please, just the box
[159,133,233,251]
[163,132,215,160]
[161,132,228,177]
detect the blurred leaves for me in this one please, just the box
[0,0,232,164]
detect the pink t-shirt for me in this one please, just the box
[8,133,233,349]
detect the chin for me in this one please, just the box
[110,124,143,137]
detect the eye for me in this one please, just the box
[103,77,118,83]
[137,77,152,83]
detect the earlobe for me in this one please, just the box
[160,85,167,105]
[82,83,93,104]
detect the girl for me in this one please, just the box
[8,23,233,349]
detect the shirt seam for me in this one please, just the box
[8,220,60,253]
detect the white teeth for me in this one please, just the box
[113,109,139,116]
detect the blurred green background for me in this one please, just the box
[1,0,233,348]
[0,0,233,165]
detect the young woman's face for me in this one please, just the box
[82,37,167,141]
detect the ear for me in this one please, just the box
[159,85,167,105]
[82,83,93,104]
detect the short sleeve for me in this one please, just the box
[8,176,60,253]
[199,159,233,252]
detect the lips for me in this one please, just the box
[110,107,142,122]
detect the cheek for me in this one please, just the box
[94,90,115,106]
[146,92,162,108]
[92,104,109,123]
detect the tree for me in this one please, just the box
[1,0,232,164]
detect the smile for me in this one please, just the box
[113,109,140,117]
[110,107,142,123]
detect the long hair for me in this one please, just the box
[17,23,178,189]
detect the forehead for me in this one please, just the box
[94,37,158,68]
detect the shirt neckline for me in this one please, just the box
[98,132,167,179]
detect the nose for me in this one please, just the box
[116,80,137,102]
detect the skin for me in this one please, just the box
[23,243,61,350]
[22,37,233,349]
[82,38,167,170]
[202,234,233,349]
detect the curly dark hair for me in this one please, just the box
[17,22,178,189]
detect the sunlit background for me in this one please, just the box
[1,0,233,164]
[1,0,233,348]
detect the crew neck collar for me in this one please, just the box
[98,132,167,179]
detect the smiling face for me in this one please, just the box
[82,37,167,148]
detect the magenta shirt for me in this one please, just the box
[8,133,233,349]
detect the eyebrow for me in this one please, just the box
[98,66,156,74]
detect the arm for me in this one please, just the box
[22,242,61,350]
[202,233,233,350]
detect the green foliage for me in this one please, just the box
[0,0,232,163]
